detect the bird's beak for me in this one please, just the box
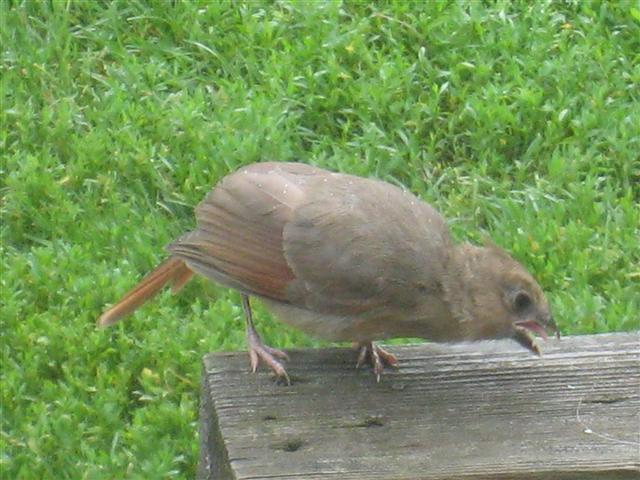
[512,313,559,355]
[515,313,559,340]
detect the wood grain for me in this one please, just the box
[198,333,640,479]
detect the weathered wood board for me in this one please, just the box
[199,333,639,479]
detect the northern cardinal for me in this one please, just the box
[98,162,557,383]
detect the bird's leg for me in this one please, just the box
[241,294,290,384]
[355,341,399,382]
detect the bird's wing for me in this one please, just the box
[167,162,329,301]
[282,174,452,315]
[169,162,451,317]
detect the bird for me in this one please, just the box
[97,162,558,383]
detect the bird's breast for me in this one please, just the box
[260,298,461,342]
[260,299,364,341]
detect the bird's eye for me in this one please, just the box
[514,291,532,311]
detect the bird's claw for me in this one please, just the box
[246,328,290,385]
[355,342,398,382]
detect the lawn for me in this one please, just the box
[1,1,638,478]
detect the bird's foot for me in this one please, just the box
[246,327,290,384]
[355,342,398,382]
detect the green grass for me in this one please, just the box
[2,0,638,477]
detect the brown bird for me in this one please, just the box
[98,162,558,383]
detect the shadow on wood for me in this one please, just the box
[198,332,639,480]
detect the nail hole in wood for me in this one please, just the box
[281,438,304,452]
[359,415,384,427]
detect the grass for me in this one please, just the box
[1,0,638,477]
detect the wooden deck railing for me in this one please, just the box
[198,332,639,480]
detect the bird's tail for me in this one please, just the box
[97,257,193,327]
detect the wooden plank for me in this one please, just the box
[199,333,640,480]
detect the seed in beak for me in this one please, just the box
[515,319,549,340]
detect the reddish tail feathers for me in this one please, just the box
[97,257,193,327]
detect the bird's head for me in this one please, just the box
[451,242,558,354]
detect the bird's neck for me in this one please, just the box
[440,243,489,340]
